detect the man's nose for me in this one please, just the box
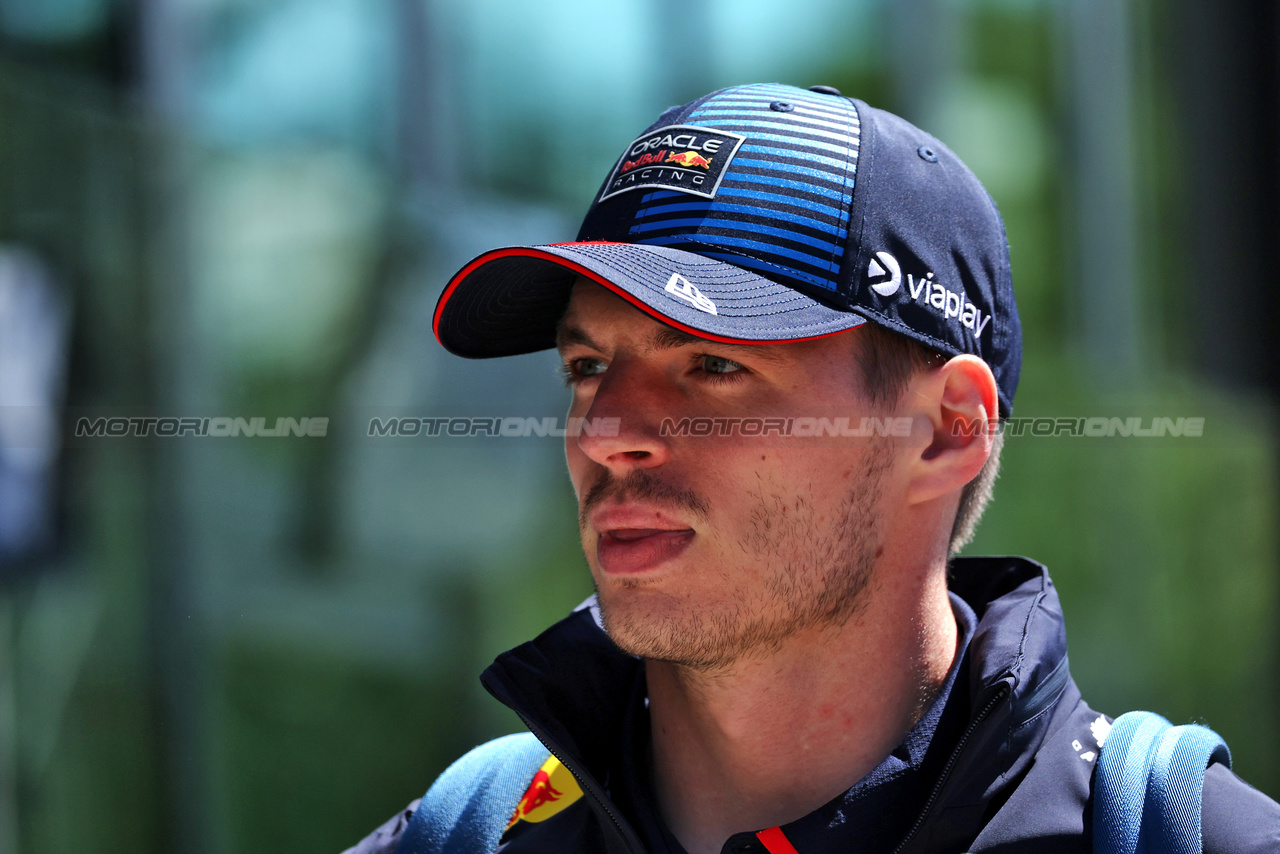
[575,362,671,473]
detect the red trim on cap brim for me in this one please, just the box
[433,244,860,351]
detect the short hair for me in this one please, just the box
[853,323,1003,554]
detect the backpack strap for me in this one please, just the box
[1093,711,1231,854]
[396,732,549,854]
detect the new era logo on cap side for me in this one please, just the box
[868,251,992,338]
[599,125,745,202]
[664,273,718,315]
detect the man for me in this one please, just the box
[349,83,1278,853]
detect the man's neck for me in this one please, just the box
[645,569,958,854]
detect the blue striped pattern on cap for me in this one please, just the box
[628,84,859,294]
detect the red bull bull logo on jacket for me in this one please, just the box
[599,124,744,202]
[504,756,584,831]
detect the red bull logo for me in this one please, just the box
[514,770,561,818]
[666,150,713,169]
[599,123,746,202]
[621,150,667,173]
[505,756,584,831]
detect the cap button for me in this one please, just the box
[807,85,842,96]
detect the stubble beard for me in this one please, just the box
[582,442,892,672]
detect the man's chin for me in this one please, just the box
[594,589,685,656]
[593,591,759,671]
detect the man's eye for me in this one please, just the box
[701,355,744,375]
[562,357,608,385]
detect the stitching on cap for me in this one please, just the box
[656,238,838,292]
[558,243,852,325]
[834,98,857,277]
[846,301,960,353]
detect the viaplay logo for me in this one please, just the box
[867,251,992,338]
[600,124,745,202]
[867,251,901,296]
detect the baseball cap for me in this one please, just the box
[433,83,1021,415]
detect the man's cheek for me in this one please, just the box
[566,392,592,419]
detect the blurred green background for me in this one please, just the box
[0,0,1277,852]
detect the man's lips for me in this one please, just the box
[597,528,695,575]
[589,505,695,575]
[589,505,693,533]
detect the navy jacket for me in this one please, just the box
[346,557,1279,854]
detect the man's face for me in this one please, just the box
[558,280,905,671]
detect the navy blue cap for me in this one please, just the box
[434,83,1021,415]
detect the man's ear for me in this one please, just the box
[902,355,998,506]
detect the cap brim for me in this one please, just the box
[433,241,867,357]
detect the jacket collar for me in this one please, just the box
[894,556,1073,853]
[481,556,1071,854]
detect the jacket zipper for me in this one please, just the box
[505,705,647,854]
[1013,655,1069,725]
[889,682,1012,854]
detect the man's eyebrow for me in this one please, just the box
[555,324,600,352]
[648,327,786,362]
